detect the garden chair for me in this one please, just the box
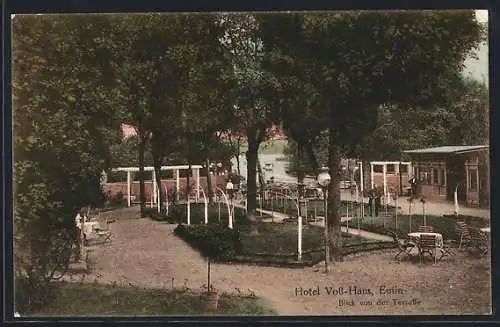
[454,221,471,250]
[388,231,416,261]
[439,239,456,260]
[93,219,115,244]
[417,225,434,233]
[466,228,488,256]
[418,234,438,264]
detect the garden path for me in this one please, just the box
[83,207,491,316]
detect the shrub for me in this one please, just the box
[174,223,242,261]
[108,192,127,208]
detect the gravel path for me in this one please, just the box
[82,207,491,316]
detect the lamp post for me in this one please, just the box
[317,167,331,273]
[226,181,234,229]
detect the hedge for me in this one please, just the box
[174,223,242,261]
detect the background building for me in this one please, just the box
[404,145,489,206]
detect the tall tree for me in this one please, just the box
[260,11,484,262]
[12,15,121,310]
[220,13,280,222]
[182,14,237,203]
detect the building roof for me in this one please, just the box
[112,165,203,172]
[404,145,489,155]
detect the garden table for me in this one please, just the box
[407,232,443,256]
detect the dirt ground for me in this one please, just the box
[79,207,491,316]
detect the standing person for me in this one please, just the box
[409,176,417,196]
[368,188,375,217]
[374,188,381,217]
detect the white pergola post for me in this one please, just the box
[359,161,364,219]
[465,164,470,204]
[127,171,131,207]
[194,168,200,202]
[370,163,374,189]
[187,198,191,225]
[175,169,180,202]
[382,164,387,202]
[152,170,157,205]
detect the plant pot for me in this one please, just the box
[200,291,219,312]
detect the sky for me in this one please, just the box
[475,10,488,22]
[463,10,488,82]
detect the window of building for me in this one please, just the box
[386,164,395,174]
[432,169,439,185]
[425,172,431,184]
[440,168,446,186]
[373,165,383,173]
[469,169,478,191]
[399,164,408,174]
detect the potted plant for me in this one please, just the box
[200,258,219,312]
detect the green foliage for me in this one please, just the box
[260,10,485,158]
[284,75,489,167]
[107,192,127,208]
[12,15,121,310]
[174,224,242,261]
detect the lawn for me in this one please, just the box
[343,214,489,240]
[168,203,390,266]
[259,198,394,218]
[239,222,372,256]
[25,281,276,316]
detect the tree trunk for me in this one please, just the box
[327,126,343,262]
[187,161,192,201]
[236,137,241,177]
[205,158,214,204]
[304,141,320,178]
[362,161,371,195]
[256,155,266,200]
[153,154,164,212]
[138,137,147,217]
[246,133,259,222]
